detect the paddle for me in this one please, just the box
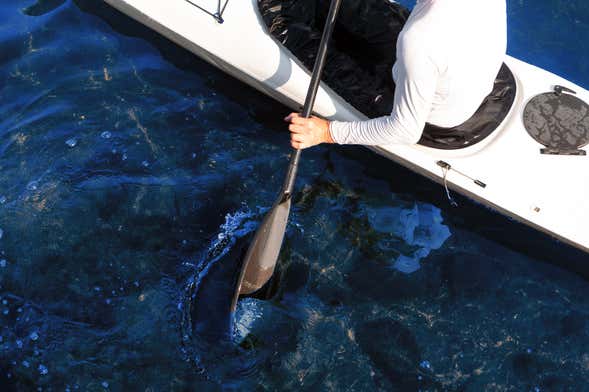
[230,0,343,312]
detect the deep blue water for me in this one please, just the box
[0,0,588,390]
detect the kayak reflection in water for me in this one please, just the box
[277,0,507,149]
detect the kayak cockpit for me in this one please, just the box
[258,0,517,150]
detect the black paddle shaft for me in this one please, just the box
[281,0,342,199]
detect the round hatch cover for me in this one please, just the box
[523,86,589,155]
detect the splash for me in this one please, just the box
[206,207,261,259]
[182,207,259,331]
[180,207,264,377]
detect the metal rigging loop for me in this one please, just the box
[438,161,459,208]
[184,0,230,23]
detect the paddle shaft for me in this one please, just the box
[281,0,342,199]
[230,0,343,310]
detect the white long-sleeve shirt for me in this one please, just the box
[329,0,507,145]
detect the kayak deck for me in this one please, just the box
[103,0,589,254]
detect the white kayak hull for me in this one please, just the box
[104,0,589,254]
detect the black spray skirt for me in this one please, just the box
[258,0,516,150]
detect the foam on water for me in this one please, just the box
[367,202,451,273]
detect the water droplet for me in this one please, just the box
[191,152,197,159]
[16,340,23,349]
[2,299,7,305]
[122,154,128,161]
[101,381,109,389]
[29,331,39,341]
[38,364,48,375]
[105,299,112,305]
[65,138,77,148]
[419,360,431,370]
[526,348,533,354]
[0,259,6,268]
[0,229,3,239]
[27,181,39,191]
[0,196,6,204]
[2,309,8,315]
[22,360,30,368]
[133,281,139,287]
[141,160,150,168]
[100,131,112,139]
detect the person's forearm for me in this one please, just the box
[329,115,423,145]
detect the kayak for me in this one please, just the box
[103,0,589,254]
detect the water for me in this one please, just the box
[1,0,588,390]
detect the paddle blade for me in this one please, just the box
[231,197,291,310]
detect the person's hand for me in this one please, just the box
[284,113,334,150]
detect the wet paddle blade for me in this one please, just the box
[231,197,291,311]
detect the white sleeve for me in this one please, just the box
[329,37,439,146]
